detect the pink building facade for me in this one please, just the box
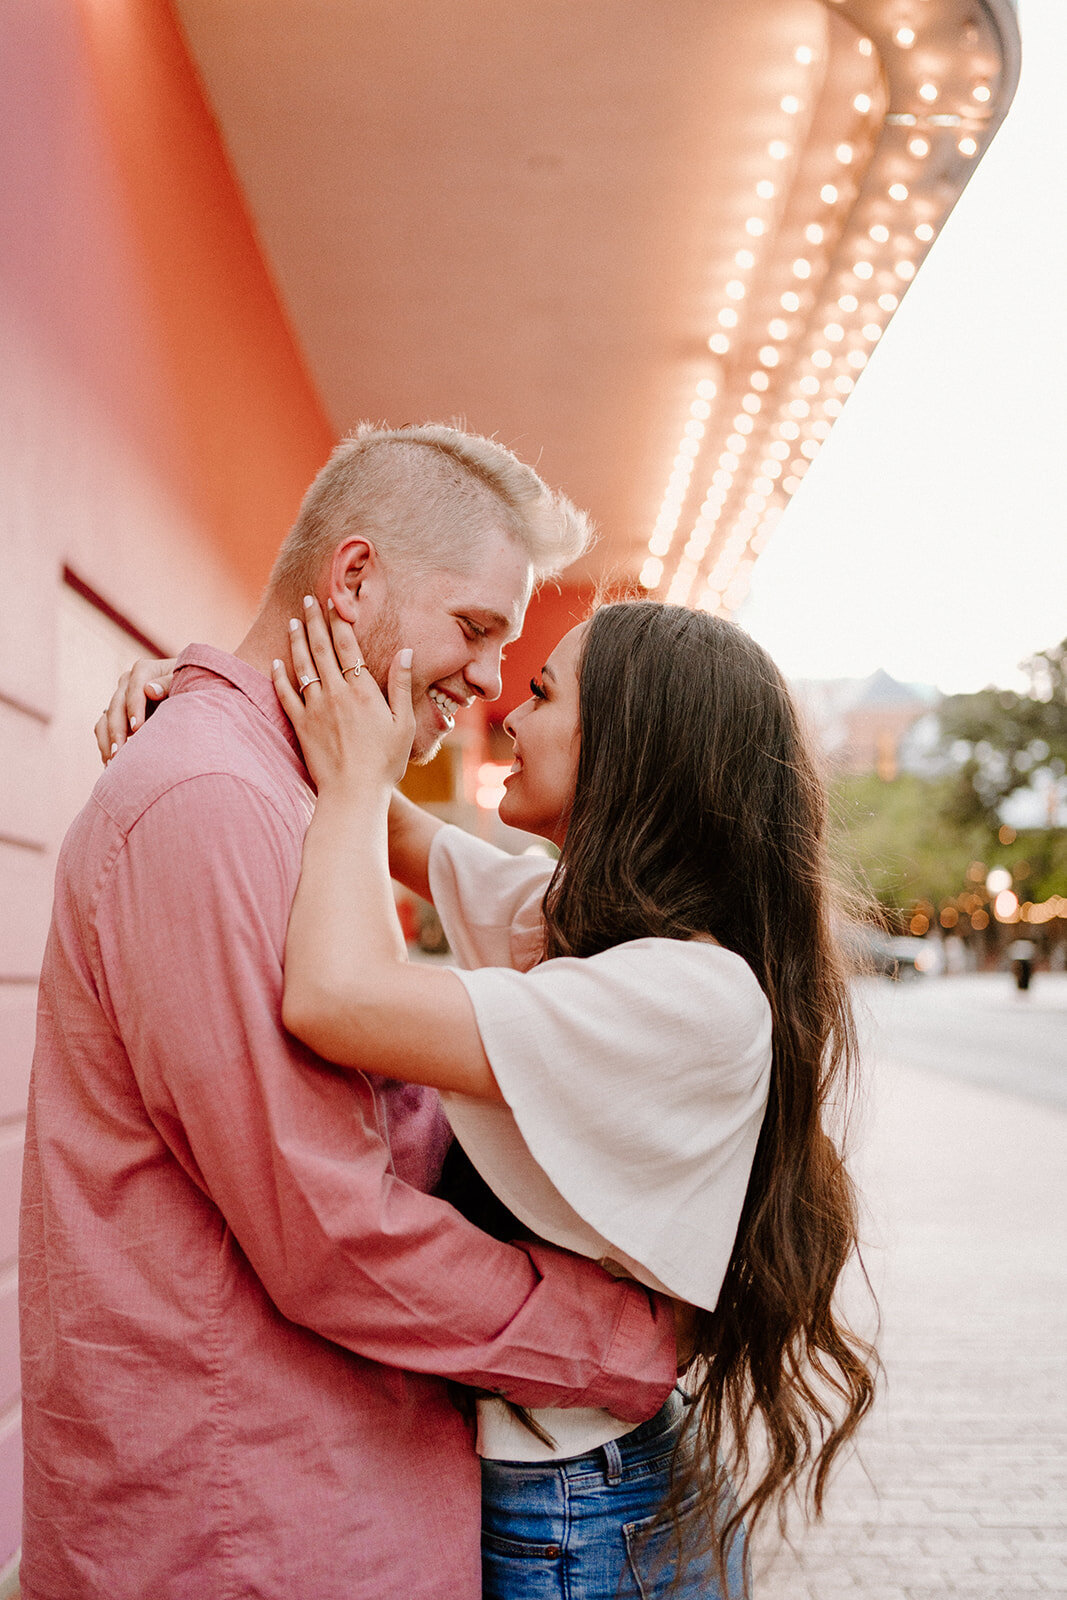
[0,1,334,1576]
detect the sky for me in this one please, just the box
[737,0,1065,695]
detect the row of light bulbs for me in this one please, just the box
[642,18,998,614]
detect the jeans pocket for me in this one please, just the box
[482,1529,566,1600]
[623,1490,748,1600]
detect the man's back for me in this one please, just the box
[20,646,673,1599]
[20,649,479,1598]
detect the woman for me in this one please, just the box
[102,597,877,1597]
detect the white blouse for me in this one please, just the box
[427,825,772,1460]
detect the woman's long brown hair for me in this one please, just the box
[540,601,878,1582]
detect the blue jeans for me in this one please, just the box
[480,1390,748,1599]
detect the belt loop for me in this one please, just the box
[602,1438,623,1486]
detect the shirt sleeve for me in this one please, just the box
[428,824,555,971]
[93,776,675,1419]
[441,939,773,1310]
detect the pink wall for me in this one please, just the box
[0,0,334,1572]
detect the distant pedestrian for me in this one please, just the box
[1007,938,1037,991]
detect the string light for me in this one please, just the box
[642,22,1004,596]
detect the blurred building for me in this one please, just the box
[0,0,1019,1578]
[795,667,938,777]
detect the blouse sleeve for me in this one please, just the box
[427,824,555,972]
[440,938,772,1311]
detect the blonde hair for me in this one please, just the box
[269,422,593,600]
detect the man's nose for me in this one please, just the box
[466,643,504,703]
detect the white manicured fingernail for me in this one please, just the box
[326,597,335,612]
[147,682,163,695]
[110,742,118,756]
[272,659,283,671]
[129,716,138,730]
[289,618,299,632]
[400,649,413,668]
[302,595,314,609]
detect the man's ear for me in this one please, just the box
[328,537,376,623]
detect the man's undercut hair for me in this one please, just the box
[269,422,594,601]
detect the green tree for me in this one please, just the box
[830,772,989,922]
[938,637,1067,831]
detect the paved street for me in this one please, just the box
[752,974,1067,1598]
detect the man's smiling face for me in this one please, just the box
[359,528,533,763]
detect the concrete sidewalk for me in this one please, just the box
[751,978,1067,1598]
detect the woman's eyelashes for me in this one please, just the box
[529,677,547,701]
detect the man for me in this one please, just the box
[20,424,677,1600]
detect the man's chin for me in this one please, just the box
[409,726,446,766]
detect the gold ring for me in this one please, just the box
[341,663,364,680]
[298,675,321,697]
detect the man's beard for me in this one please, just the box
[358,599,439,765]
[360,597,403,692]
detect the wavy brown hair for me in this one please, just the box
[540,601,878,1583]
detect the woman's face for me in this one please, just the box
[499,622,586,847]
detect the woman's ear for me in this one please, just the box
[328,537,375,623]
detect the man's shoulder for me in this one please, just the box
[86,687,311,844]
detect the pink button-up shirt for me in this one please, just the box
[19,647,675,1600]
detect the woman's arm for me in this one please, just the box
[388,789,443,903]
[95,657,178,762]
[274,598,503,1102]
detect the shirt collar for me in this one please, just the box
[172,644,306,762]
